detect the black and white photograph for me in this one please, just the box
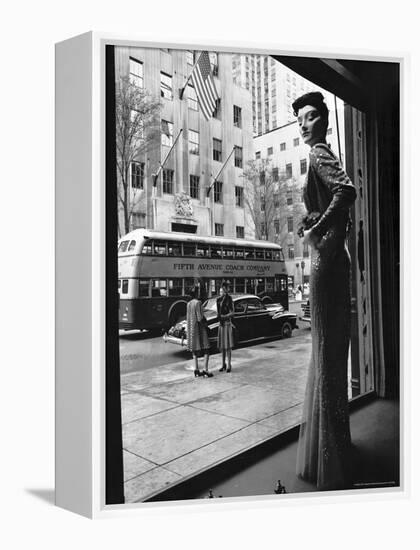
[105,44,400,504]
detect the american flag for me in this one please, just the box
[190,51,219,120]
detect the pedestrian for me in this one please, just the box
[293,91,356,490]
[186,285,213,378]
[217,282,234,373]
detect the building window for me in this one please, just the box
[327,127,333,135]
[303,242,309,258]
[234,146,243,168]
[259,171,265,186]
[215,223,224,236]
[190,175,200,199]
[161,120,173,146]
[187,84,198,111]
[300,158,307,174]
[260,222,267,238]
[131,212,146,229]
[255,151,261,160]
[280,142,286,151]
[267,146,273,156]
[131,161,144,189]
[274,193,280,208]
[188,130,199,155]
[210,52,219,77]
[274,219,280,235]
[129,57,143,88]
[287,217,293,232]
[214,180,223,203]
[162,169,174,194]
[160,72,173,100]
[287,190,293,205]
[293,137,300,147]
[288,244,294,259]
[233,105,242,128]
[213,98,221,119]
[272,167,279,181]
[286,163,293,178]
[236,226,245,239]
[235,186,244,207]
[186,50,194,66]
[213,138,222,162]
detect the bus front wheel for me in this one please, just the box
[168,305,187,329]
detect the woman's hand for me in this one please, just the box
[302,229,320,249]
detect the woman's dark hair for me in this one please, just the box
[292,91,329,123]
[189,285,198,299]
[221,281,229,291]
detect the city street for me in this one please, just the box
[119,300,308,375]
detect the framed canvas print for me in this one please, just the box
[55,32,405,518]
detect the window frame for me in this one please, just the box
[160,72,173,100]
[188,129,200,156]
[162,168,174,194]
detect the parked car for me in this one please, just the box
[163,294,298,348]
[300,300,311,325]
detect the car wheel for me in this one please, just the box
[281,321,292,339]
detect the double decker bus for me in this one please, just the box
[118,229,289,331]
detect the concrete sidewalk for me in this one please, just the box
[120,331,311,503]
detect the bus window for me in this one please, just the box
[265,249,273,260]
[266,278,274,292]
[197,243,210,257]
[222,247,234,259]
[168,279,183,296]
[119,240,129,253]
[154,241,167,255]
[142,240,153,255]
[184,278,195,294]
[235,278,245,293]
[244,248,254,259]
[183,243,196,256]
[128,240,136,252]
[152,279,167,296]
[122,280,129,294]
[210,246,222,259]
[254,278,265,293]
[139,279,150,297]
[235,247,245,259]
[255,249,264,260]
[168,242,182,256]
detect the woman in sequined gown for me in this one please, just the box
[292,92,357,490]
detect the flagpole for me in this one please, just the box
[152,129,183,187]
[206,146,236,197]
[206,146,236,236]
[179,51,203,100]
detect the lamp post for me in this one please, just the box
[301,260,305,286]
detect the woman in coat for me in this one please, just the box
[186,285,213,378]
[217,282,234,373]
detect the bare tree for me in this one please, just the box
[115,76,161,235]
[242,159,305,249]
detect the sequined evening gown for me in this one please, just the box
[296,143,357,490]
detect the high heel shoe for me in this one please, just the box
[219,364,227,372]
[194,369,203,377]
[226,366,231,373]
[202,370,214,378]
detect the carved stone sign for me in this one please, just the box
[174,192,193,218]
